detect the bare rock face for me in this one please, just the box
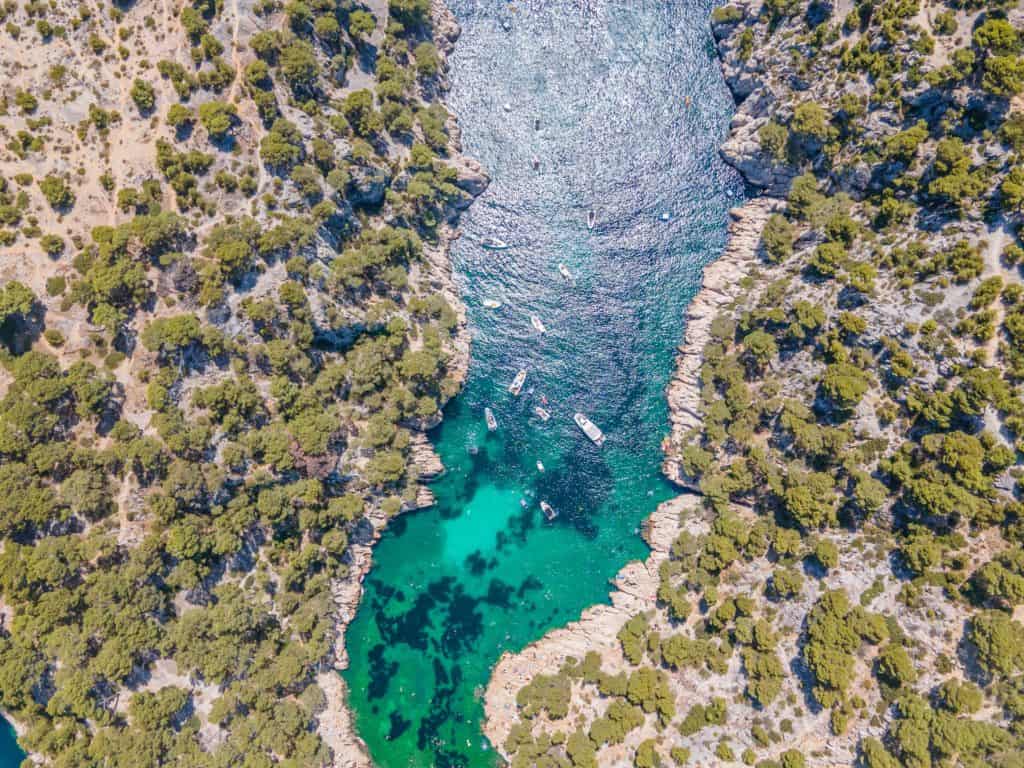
[710,10,744,41]
[345,166,389,207]
[409,432,445,481]
[455,157,490,199]
[835,160,872,197]
[662,198,784,487]
[430,0,462,52]
[316,673,373,768]
[720,109,795,193]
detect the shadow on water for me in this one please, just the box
[344,1,741,766]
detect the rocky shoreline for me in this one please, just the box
[317,3,487,764]
[481,1,1024,765]
[479,193,775,751]
[482,494,702,755]
[481,7,780,759]
[662,197,783,489]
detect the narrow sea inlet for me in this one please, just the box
[344,1,741,766]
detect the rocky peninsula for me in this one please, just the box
[484,1,1024,767]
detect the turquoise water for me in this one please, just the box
[3,3,740,767]
[0,1,743,764]
[343,2,741,766]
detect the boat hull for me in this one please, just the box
[573,413,605,446]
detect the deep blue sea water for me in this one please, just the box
[344,1,741,766]
[0,721,21,766]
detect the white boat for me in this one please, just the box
[485,407,497,431]
[530,314,547,334]
[536,460,545,472]
[509,369,527,396]
[558,263,572,281]
[540,501,557,521]
[659,212,671,222]
[483,299,502,309]
[534,406,551,421]
[574,412,605,446]
[481,237,511,250]
[587,210,596,229]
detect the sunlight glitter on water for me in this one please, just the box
[344,1,742,766]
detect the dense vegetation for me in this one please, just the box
[497,0,1024,766]
[0,0,474,764]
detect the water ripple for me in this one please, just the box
[344,1,740,765]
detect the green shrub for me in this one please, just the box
[43,328,64,346]
[198,100,236,137]
[759,121,789,160]
[38,174,74,208]
[711,5,743,24]
[130,78,156,112]
[348,9,376,39]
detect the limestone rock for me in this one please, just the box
[345,166,389,207]
[455,156,490,198]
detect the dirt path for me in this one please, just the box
[227,0,244,103]
[982,220,1013,364]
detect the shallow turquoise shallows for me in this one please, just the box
[0,4,738,768]
[346,1,741,767]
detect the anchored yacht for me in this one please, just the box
[485,407,497,432]
[509,369,527,396]
[530,314,547,334]
[574,412,605,446]
[534,406,551,421]
[540,501,557,521]
[558,263,572,281]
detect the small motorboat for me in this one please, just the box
[532,156,540,170]
[659,212,671,222]
[481,237,511,250]
[509,369,527,396]
[503,102,512,112]
[530,314,547,334]
[485,407,497,431]
[587,210,596,229]
[483,299,502,309]
[540,394,548,405]
[540,501,557,521]
[574,412,605,446]
[536,461,545,472]
[534,118,541,130]
[558,263,572,281]
[534,406,551,421]
[520,498,527,509]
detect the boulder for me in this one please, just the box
[835,161,872,198]
[455,157,489,198]
[345,166,389,207]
